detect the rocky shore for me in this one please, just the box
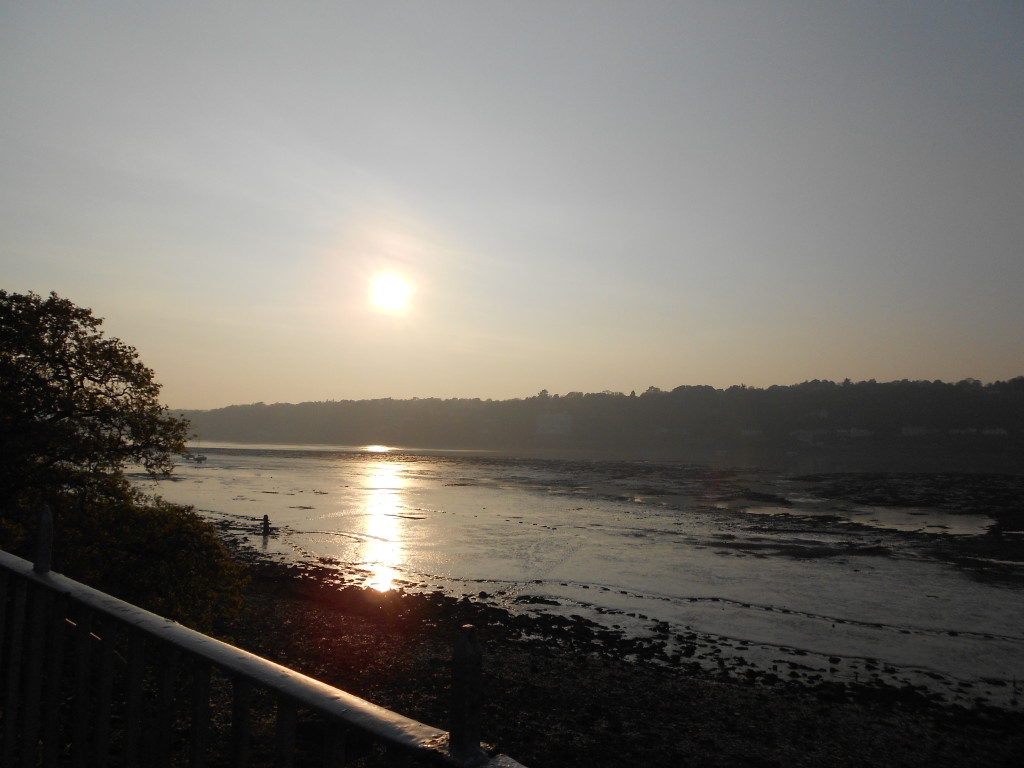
[218,546,1024,768]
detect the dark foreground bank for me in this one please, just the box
[216,545,1023,768]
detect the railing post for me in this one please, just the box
[190,662,211,768]
[41,592,69,768]
[22,586,51,764]
[123,632,146,767]
[1,580,28,766]
[34,502,53,574]
[450,624,487,767]
[70,607,95,768]
[275,696,297,768]
[231,677,253,767]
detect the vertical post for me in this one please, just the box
[450,624,486,766]
[94,618,116,768]
[190,662,211,768]
[35,502,53,574]
[262,515,271,537]
[153,646,179,768]
[123,633,145,768]
[41,593,69,768]
[231,677,253,767]
[71,608,95,768]
[1,580,28,766]
[22,586,50,763]
[275,696,297,768]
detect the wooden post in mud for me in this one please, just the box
[261,515,271,537]
[34,502,53,574]
[450,624,487,766]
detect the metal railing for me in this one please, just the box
[0,542,524,768]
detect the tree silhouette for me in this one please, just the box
[0,291,240,631]
[0,290,189,507]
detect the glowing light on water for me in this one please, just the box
[363,464,403,591]
[363,445,391,453]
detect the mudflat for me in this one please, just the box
[153,450,1024,766]
[164,453,1024,709]
[220,543,1024,768]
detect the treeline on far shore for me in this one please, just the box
[177,378,1024,471]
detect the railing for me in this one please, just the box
[0,544,524,768]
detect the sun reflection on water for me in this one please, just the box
[363,463,403,591]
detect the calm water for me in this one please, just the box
[137,443,1024,708]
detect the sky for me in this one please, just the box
[2,1,1022,410]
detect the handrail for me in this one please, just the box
[0,548,524,767]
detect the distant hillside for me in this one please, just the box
[178,378,1024,471]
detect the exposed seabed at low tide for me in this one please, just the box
[141,446,1024,711]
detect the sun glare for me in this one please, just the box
[364,464,403,591]
[370,273,412,313]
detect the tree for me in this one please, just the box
[0,291,243,631]
[0,290,189,506]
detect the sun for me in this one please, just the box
[369,273,412,313]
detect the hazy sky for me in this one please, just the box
[3,1,1021,409]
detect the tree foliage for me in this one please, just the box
[0,290,243,630]
[0,290,190,506]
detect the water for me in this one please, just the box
[137,443,1024,709]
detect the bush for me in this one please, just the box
[4,491,246,634]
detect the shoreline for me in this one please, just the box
[218,541,1024,768]
[190,460,1024,712]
